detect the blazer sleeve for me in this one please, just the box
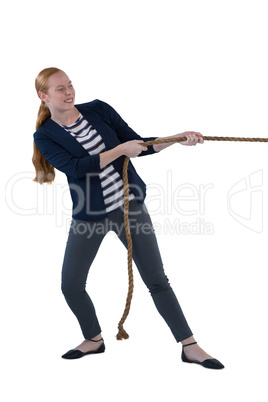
[97,100,159,156]
[33,131,102,179]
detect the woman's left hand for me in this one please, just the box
[176,131,204,146]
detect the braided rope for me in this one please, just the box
[116,135,268,340]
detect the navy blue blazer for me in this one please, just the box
[33,99,159,220]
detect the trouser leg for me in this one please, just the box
[61,218,106,339]
[111,199,193,342]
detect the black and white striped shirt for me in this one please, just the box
[62,113,135,213]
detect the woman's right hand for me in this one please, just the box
[120,140,148,158]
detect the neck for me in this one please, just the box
[50,107,80,126]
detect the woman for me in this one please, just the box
[32,67,224,369]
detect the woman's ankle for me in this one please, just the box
[181,336,196,346]
[88,333,102,342]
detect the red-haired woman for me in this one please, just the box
[32,67,224,369]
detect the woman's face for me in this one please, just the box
[39,71,75,114]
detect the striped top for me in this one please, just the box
[61,113,135,213]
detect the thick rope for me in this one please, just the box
[116,135,268,340]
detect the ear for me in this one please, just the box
[38,91,48,103]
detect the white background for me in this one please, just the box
[1,0,268,400]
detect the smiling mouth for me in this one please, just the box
[64,98,73,103]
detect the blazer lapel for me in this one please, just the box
[42,118,89,157]
[41,103,116,157]
[76,105,116,151]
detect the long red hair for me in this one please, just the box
[32,67,63,184]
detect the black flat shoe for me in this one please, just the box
[62,338,105,359]
[181,341,224,369]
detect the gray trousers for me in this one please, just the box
[61,198,193,342]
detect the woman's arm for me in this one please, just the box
[97,100,203,154]
[99,128,204,169]
[99,140,148,169]
[97,100,157,157]
[153,132,204,152]
[34,133,102,179]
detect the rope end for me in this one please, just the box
[116,326,129,340]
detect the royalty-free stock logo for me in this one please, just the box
[5,169,265,234]
[227,169,263,233]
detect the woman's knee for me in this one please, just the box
[61,279,84,299]
[147,273,171,295]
